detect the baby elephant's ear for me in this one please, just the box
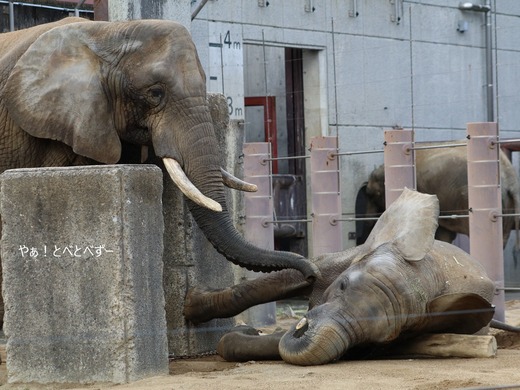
[4,21,121,164]
[364,188,440,261]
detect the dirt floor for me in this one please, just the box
[1,301,520,390]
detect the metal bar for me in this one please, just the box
[485,0,494,122]
[335,217,380,222]
[332,149,384,157]
[497,287,520,291]
[0,0,94,13]
[263,155,310,162]
[191,0,210,20]
[492,139,520,145]
[409,143,466,151]
[263,219,312,224]
[438,214,469,219]
[9,0,14,31]
[75,0,86,16]
[348,0,358,17]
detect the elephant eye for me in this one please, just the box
[147,85,165,106]
[339,279,347,291]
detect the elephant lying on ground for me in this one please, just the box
[0,18,317,323]
[184,189,519,366]
[362,142,520,246]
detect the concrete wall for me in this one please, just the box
[107,0,190,27]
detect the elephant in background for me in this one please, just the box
[0,18,318,322]
[361,142,520,247]
[185,189,518,365]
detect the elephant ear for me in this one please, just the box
[423,293,495,334]
[4,21,121,164]
[364,188,439,261]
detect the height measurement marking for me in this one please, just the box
[223,30,241,50]
[208,25,244,120]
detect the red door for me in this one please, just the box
[244,96,278,173]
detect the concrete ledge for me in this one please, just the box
[1,165,168,384]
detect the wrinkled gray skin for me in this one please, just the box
[185,189,503,366]
[364,142,520,246]
[0,18,318,317]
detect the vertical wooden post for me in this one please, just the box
[310,136,343,256]
[242,142,276,326]
[384,129,416,207]
[467,122,505,321]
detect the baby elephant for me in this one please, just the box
[184,189,511,365]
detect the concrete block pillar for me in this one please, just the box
[0,165,168,384]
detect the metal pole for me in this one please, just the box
[242,142,276,327]
[309,136,343,256]
[485,0,494,122]
[467,122,504,321]
[74,0,86,17]
[383,129,416,206]
[191,0,210,21]
[9,0,14,32]
[458,2,493,121]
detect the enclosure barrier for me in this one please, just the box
[382,123,506,321]
[244,137,342,259]
[245,126,510,321]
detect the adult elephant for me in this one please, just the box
[0,18,318,319]
[363,142,520,246]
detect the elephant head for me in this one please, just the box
[278,188,495,365]
[3,18,318,280]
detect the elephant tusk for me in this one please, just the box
[163,158,223,212]
[220,168,258,192]
[295,317,308,330]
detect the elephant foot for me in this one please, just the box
[183,286,224,324]
[217,326,285,362]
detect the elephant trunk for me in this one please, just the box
[188,196,318,280]
[155,105,318,282]
[279,305,351,365]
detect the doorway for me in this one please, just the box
[244,47,308,256]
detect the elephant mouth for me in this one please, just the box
[163,157,257,212]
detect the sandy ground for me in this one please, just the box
[1,301,520,390]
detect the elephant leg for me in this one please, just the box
[435,226,457,244]
[217,326,285,361]
[183,269,312,324]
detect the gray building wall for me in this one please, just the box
[191,0,520,253]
